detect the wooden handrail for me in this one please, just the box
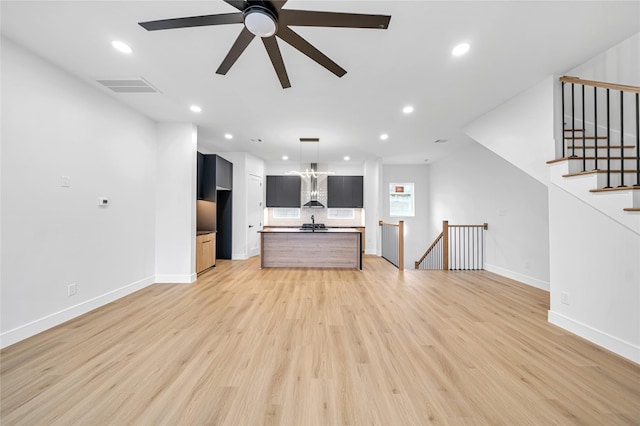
[379,220,401,227]
[560,76,640,94]
[415,231,443,267]
[449,223,489,230]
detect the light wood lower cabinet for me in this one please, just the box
[196,232,216,273]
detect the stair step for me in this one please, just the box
[547,156,639,164]
[564,128,584,132]
[589,186,640,193]
[566,145,635,149]
[562,170,639,178]
[564,136,608,140]
[623,208,640,212]
[566,156,638,160]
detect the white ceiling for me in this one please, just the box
[2,1,639,165]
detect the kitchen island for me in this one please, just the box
[260,228,362,269]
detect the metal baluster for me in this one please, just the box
[481,227,485,269]
[571,83,576,157]
[472,227,476,270]
[619,91,626,187]
[582,84,586,171]
[606,89,612,188]
[593,87,598,170]
[636,93,639,187]
[562,81,566,157]
[618,90,627,188]
[465,228,468,270]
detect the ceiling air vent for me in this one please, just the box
[96,77,160,93]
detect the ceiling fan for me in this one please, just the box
[139,0,391,89]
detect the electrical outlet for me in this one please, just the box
[560,291,569,305]
[60,175,71,188]
[68,283,77,296]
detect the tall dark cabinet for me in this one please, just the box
[197,153,233,259]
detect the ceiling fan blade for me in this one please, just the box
[280,10,391,29]
[223,0,248,11]
[271,1,288,12]
[277,26,346,77]
[216,27,256,75]
[139,13,243,31]
[262,37,291,89]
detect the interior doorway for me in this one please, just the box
[247,174,262,257]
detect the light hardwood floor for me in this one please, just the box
[1,256,639,425]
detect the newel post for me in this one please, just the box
[442,220,449,270]
[398,220,404,271]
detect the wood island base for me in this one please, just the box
[260,228,362,269]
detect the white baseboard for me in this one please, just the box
[0,275,155,349]
[155,273,196,283]
[485,263,550,291]
[232,253,249,260]
[365,249,378,255]
[548,310,640,364]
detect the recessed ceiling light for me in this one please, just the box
[190,105,202,113]
[452,43,470,57]
[282,155,288,160]
[380,133,389,140]
[344,156,350,161]
[224,133,233,140]
[112,40,133,54]
[402,106,414,114]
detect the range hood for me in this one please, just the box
[303,163,325,208]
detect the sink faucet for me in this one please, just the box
[311,215,315,232]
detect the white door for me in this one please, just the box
[247,174,262,257]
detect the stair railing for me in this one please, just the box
[415,220,488,270]
[379,220,404,271]
[560,76,640,188]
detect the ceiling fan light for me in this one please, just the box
[244,7,277,37]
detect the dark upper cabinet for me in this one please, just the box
[327,176,363,208]
[266,175,301,207]
[197,152,204,200]
[199,154,233,201]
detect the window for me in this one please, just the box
[272,208,300,219]
[327,208,355,219]
[389,183,414,217]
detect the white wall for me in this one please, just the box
[364,159,382,255]
[154,123,197,283]
[548,185,640,363]
[381,164,430,270]
[569,32,639,87]
[429,141,550,290]
[464,76,556,185]
[1,37,158,347]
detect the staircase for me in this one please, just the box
[548,77,640,229]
